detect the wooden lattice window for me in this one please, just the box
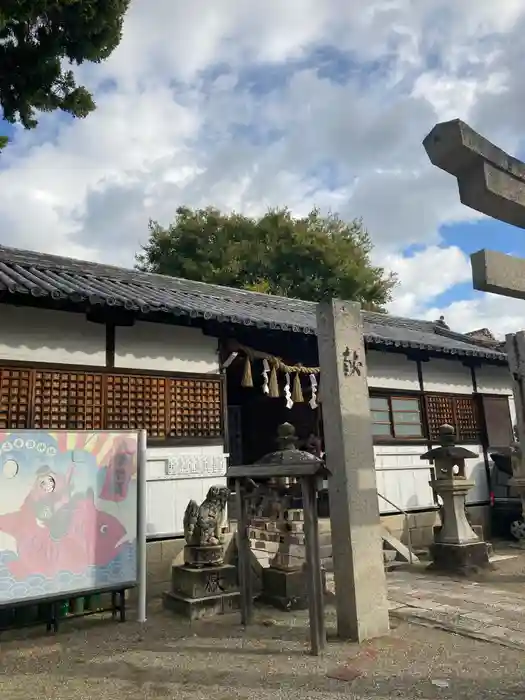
[454,397,480,442]
[370,395,423,439]
[425,394,480,443]
[0,364,223,442]
[425,395,455,440]
[105,374,167,437]
[0,368,32,429]
[169,377,222,438]
[33,370,104,430]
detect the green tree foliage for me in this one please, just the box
[136,206,397,310]
[0,0,129,134]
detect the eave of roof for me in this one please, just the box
[0,245,508,363]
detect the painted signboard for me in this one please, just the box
[0,431,139,606]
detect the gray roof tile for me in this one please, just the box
[0,245,506,362]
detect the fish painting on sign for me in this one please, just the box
[0,431,139,606]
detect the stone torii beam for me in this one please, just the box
[423,119,525,301]
[423,119,525,541]
[423,118,525,229]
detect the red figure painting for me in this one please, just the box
[99,437,137,503]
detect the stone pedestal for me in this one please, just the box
[184,544,224,567]
[261,565,327,611]
[433,479,479,545]
[250,506,324,610]
[163,564,240,620]
[430,541,490,573]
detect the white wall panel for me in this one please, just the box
[145,444,227,537]
[462,446,489,504]
[475,364,512,395]
[115,321,219,374]
[0,305,105,366]
[367,350,419,390]
[374,444,435,513]
[421,357,473,394]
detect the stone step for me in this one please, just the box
[246,517,437,571]
[322,553,406,572]
[381,527,420,564]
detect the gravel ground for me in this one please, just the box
[2,540,525,700]
[0,595,523,700]
[400,539,525,593]
[473,540,525,590]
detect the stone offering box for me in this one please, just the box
[227,422,330,656]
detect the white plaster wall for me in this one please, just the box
[367,350,419,390]
[0,304,106,366]
[373,443,489,510]
[421,357,473,393]
[115,321,219,374]
[374,444,435,513]
[145,444,227,537]
[474,364,512,395]
[460,446,489,503]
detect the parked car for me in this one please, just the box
[489,447,524,540]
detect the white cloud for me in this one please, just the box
[384,246,472,317]
[385,246,525,339]
[423,295,525,340]
[1,0,525,331]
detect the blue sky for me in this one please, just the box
[408,217,525,309]
[1,0,525,337]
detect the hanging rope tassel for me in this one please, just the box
[241,356,253,388]
[269,365,279,397]
[284,372,293,409]
[261,358,270,394]
[292,372,304,403]
[309,373,318,409]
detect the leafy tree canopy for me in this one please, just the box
[136,206,397,311]
[0,0,130,147]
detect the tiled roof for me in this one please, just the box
[0,245,507,362]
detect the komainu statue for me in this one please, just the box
[183,485,230,547]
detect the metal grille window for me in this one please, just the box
[370,395,423,439]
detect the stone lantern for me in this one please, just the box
[420,424,490,573]
[227,422,330,656]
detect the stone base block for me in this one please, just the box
[184,544,224,567]
[163,590,240,620]
[271,552,306,570]
[284,509,304,522]
[260,566,326,611]
[171,564,238,599]
[433,524,484,540]
[472,525,484,540]
[429,541,492,575]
